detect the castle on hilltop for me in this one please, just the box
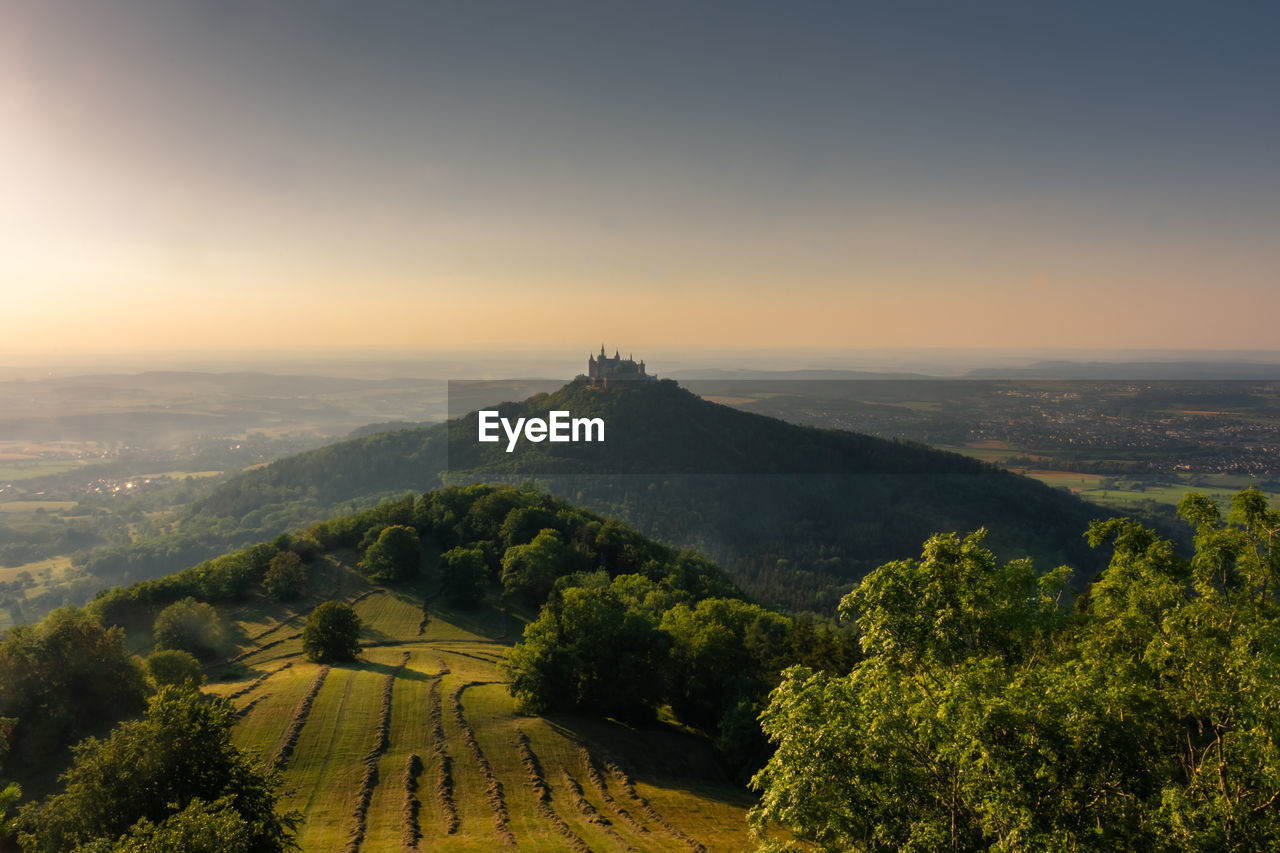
[583,346,655,385]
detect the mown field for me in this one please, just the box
[203,557,764,852]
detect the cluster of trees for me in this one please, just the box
[17,688,296,852]
[0,512,112,569]
[750,489,1280,852]
[0,608,148,768]
[86,526,331,632]
[504,572,857,779]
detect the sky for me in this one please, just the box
[2,1,1278,360]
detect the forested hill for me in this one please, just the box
[102,379,1114,612]
[445,378,989,475]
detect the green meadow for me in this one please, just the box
[202,556,764,852]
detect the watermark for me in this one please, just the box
[478,410,605,452]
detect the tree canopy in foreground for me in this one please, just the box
[17,687,296,853]
[750,489,1280,852]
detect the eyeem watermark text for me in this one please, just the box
[478,410,605,452]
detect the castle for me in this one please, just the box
[584,346,654,385]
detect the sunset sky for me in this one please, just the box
[2,1,1278,359]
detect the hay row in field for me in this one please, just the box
[426,669,459,834]
[451,681,516,846]
[416,595,429,635]
[401,753,424,852]
[243,613,302,644]
[513,730,592,853]
[348,588,383,605]
[227,661,293,699]
[236,692,271,719]
[439,647,503,664]
[344,651,410,853]
[229,632,302,664]
[561,768,635,851]
[604,754,708,853]
[272,665,330,769]
[579,747,647,836]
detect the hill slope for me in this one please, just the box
[122,379,1112,611]
[206,559,758,852]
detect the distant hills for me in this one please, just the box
[964,360,1280,380]
[166,378,1113,612]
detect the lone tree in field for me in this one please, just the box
[360,524,422,582]
[153,597,224,660]
[302,601,361,663]
[147,649,205,690]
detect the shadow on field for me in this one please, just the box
[543,713,758,808]
[347,658,437,683]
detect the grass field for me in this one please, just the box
[0,555,73,586]
[209,560,765,852]
[1075,481,1280,511]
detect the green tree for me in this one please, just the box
[439,546,488,608]
[0,779,18,847]
[146,648,204,690]
[359,524,421,582]
[16,687,297,853]
[0,607,147,763]
[110,796,253,853]
[262,551,306,601]
[661,598,792,732]
[301,601,361,663]
[499,505,558,549]
[749,531,1093,852]
[153,597,224,660]
[503,584,667,722]
[501,529,572,606]
[749,497,1280,852]
[1,717,20,845]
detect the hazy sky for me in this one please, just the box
[2,1,1278,358]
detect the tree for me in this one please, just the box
[1,717,20,845]
[661,598,792,732]
[501,529,573,606]
[749,496,1280,852]
[262,551,306,601]
[499,505,558,549]
[439,546,488,608]
[302,601,361,663]
[749,531,1101,852]
[0,607,147,764]
[153,597,224,660]
[359,525,421,582]
[503,584,667,722]
[146,649,204,690]
[110,796,254,853]
[0,778,18,847]
[16,687,297,853]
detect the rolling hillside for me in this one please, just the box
[157,379,1113,612]
[199,557,764,852]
